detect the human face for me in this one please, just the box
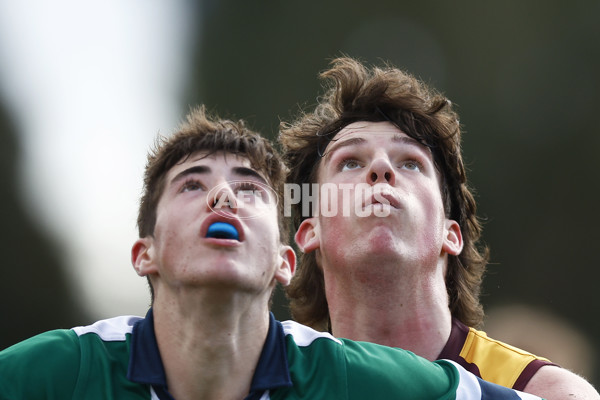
[296,121,461,272]
[132,152,294,297]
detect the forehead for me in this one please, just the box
[330,121,405,142]
[321,121,429,158]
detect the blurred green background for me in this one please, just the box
[1,0,599,386]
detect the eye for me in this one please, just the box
[181,179,205,192]
[233,181,263,193]
[232,181,273,205]
[340,159,363,171]
[232,181,268,200]
[401,161,422,172]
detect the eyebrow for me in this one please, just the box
[324,137,365,159]
[231,166,268,184]
[325,133,428,160]
[170,165,268,186]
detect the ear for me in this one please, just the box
[442,219,463,256]
[295,217,320,253]
[274,245,297,286]
[131,237,158,277]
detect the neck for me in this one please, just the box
[326,258,452,361]
[153,288,270,400]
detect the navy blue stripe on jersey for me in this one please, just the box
[128,309,166,387]
[247,316,292,392]
[479,377,521,400]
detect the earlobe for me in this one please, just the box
[131,238,157,277]
[295,218,320,253]
[442,220,463,256]
[275,245,297,286]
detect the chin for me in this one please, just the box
[366,227,401,247]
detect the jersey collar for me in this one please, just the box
[127,308,292,395]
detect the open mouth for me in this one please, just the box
[206,222,240,241]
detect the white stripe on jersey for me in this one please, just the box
[280,320,342,347]
[445,360,482,400]
[445,360,543,400]
[72,315,143,341]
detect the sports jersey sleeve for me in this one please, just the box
[342,340,546,400]
[341,339,459,399]
[0,329,81,399]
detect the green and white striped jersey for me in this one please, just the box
[0,311,542,399]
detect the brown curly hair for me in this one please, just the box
[279,57,488,331]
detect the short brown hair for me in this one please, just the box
[138,105,289,298]
[279,57,488,330]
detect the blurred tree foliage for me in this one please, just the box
[0,101,86,350]
[188,0,600,384]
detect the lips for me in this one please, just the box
[200,214,245,242]
[363,187,400,209]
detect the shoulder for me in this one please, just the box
[69,315,142,368]
[524,365,600,400]
[281,320,342,347]
[278,321,345,398]
[0,315,145,399]
[466,324,551,362]
[462,324,599,398]
[282,319,447,374]
[280,321,458,399]
[0,329,81,398]
[72,315,142,341]
[280,321,344,375]
[458,323,554,389]
[0,328,81,369]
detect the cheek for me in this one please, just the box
[411,181,446,217]
[414,199,447,250]
[317,215,354,256]
[249,214,281,251]
[153,208,194,255]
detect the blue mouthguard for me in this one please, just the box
[206,222,240,241]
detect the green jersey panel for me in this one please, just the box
[0,329,81,399]
[272,320,459,400]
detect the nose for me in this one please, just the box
[209,183,239,214]
[367,157,395,186]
